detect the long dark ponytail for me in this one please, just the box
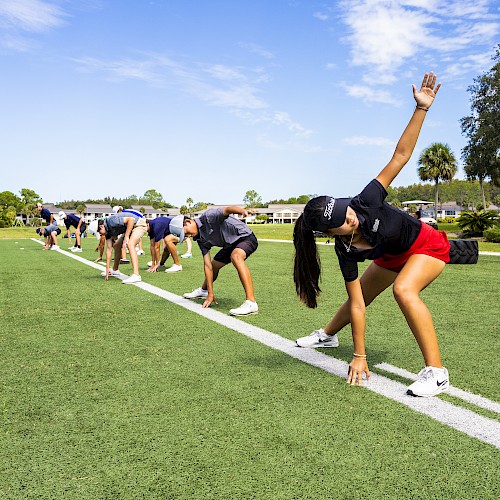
[293,214,322,308]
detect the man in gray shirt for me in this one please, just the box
[176,206,259,316]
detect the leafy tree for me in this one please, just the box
[76,204,86,216]
[0,191,20,210]
[460,44,500,208]
[243,190,263,208]
[143,189,164,208]
[457,210,498,237]
[179,205,188,215]
[192,201,209,212]
[186,198,194,216]
[20,188,41,225]
[417,143,457,218]
[3,206,18,226]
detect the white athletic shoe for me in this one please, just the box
[101,269,121,277]
[50,245,60,251]
[406,366,449,397]
[68,246,76,250]
[137,249,145,255]
[229,300,259,316]
[71,247,83,253]
[181,253,193,259]
[183,288,208,299]
[120,258,130,264]
[147,261,153,267]
[165,264,182,273]
[296,329,339,348]
[122,274,142,284]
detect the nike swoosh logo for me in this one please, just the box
[436,380,448,387]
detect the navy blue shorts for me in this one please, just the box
[213,234,258,264]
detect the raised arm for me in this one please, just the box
[222,206,254,218]
[376,72,441,190]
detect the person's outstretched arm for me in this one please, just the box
[376,72,441,190]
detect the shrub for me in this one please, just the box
[442,216,457,223]
[457,210,498,237]
[483,226,500,243]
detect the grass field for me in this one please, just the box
[0,237,499,498]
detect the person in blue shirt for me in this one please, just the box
[146,216,184,273]
[58,211,87,252]
[36,203,53,225]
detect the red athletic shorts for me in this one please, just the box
[374,221,450,273]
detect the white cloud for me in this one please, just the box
[239,42,274,59]
[343,84,398,105]
[338,0,499,85]
[73,53,314,139]
[0,0,67,32]
[314,12,329,21]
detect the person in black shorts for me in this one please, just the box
[293,72,450,398]
[177,206,259,316]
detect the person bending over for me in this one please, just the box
[97,212,148,284]
[36,224,61,250]
[59,211,86,252]
[293,72,450,398]
[180,206,259,316]
[146,215,185,273]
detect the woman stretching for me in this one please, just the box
[293,72,450,398]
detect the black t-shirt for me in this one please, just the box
[335,179,421,282]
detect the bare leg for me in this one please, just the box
[231,248,255,302]
[113,237,122,271]
[127,234,141,276]
[165,235,181,266]
[392,254,446,367]
[201,259,226,289]
[324,262,396,335]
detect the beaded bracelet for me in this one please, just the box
[416,105,428,111]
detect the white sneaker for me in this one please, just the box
[120,258,130,264]
[122,274,142,284]
[137,249,145,255]
[181,253,193,258]
[101,269,121,277]
[50,245,60,251]
[165,264,182,273]
[229,300,258,316]
[183,288,208,299]
[71,247,83,253]
[296,329,339,348]
[406,367,449,397]
[68,246,76,250]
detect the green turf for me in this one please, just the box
[0,238,499,498]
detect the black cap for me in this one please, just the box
[303,196,351,231]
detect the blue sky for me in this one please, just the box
[1,0,499,207]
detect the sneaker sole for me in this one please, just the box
[296,342,339,348]
[229,311,258,316]
[406,383,449,398]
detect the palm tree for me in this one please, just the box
[417,143,457,220]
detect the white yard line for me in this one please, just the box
[31,238,500,449]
